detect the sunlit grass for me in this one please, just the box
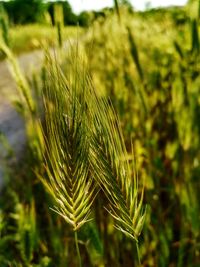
[0,24,82,57]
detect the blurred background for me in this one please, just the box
[0,0,200,266]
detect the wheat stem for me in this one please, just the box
[74,231,82,267]
[136,241,141,266]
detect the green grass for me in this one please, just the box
[0,23,82,58]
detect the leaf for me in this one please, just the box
[114,0,121,21]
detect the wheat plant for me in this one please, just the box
[36,47,146,265]
[0,38,146,265]
[36,52,99,266]
[88,87,146,263]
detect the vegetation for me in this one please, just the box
[83,4,200,266]
[0,0,114,27]
[0,1,200,266]
[0,24,79,56]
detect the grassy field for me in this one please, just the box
[0,4,200,267]
[0,24,81,58]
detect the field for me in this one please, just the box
[0,24,80,58]
[0,3,200,267]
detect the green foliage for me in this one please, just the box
[3,0,47,24]
[187,0,200,19]
[83,6,200,266]
[12,201,38,265]
[80,222,104,264]
[47,1,77,26]
[1,0,78,26]
[78,11,94,27]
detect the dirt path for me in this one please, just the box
[0,49,44,189]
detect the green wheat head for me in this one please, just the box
[1,39,146,241]
[37,47,146,240]
[88,88,146,241]
[37,52,97,231]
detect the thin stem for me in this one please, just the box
[74,231,82,267]
[136,241,141,266]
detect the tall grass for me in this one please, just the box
[83,6,200,266]
[0,24,80,59]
